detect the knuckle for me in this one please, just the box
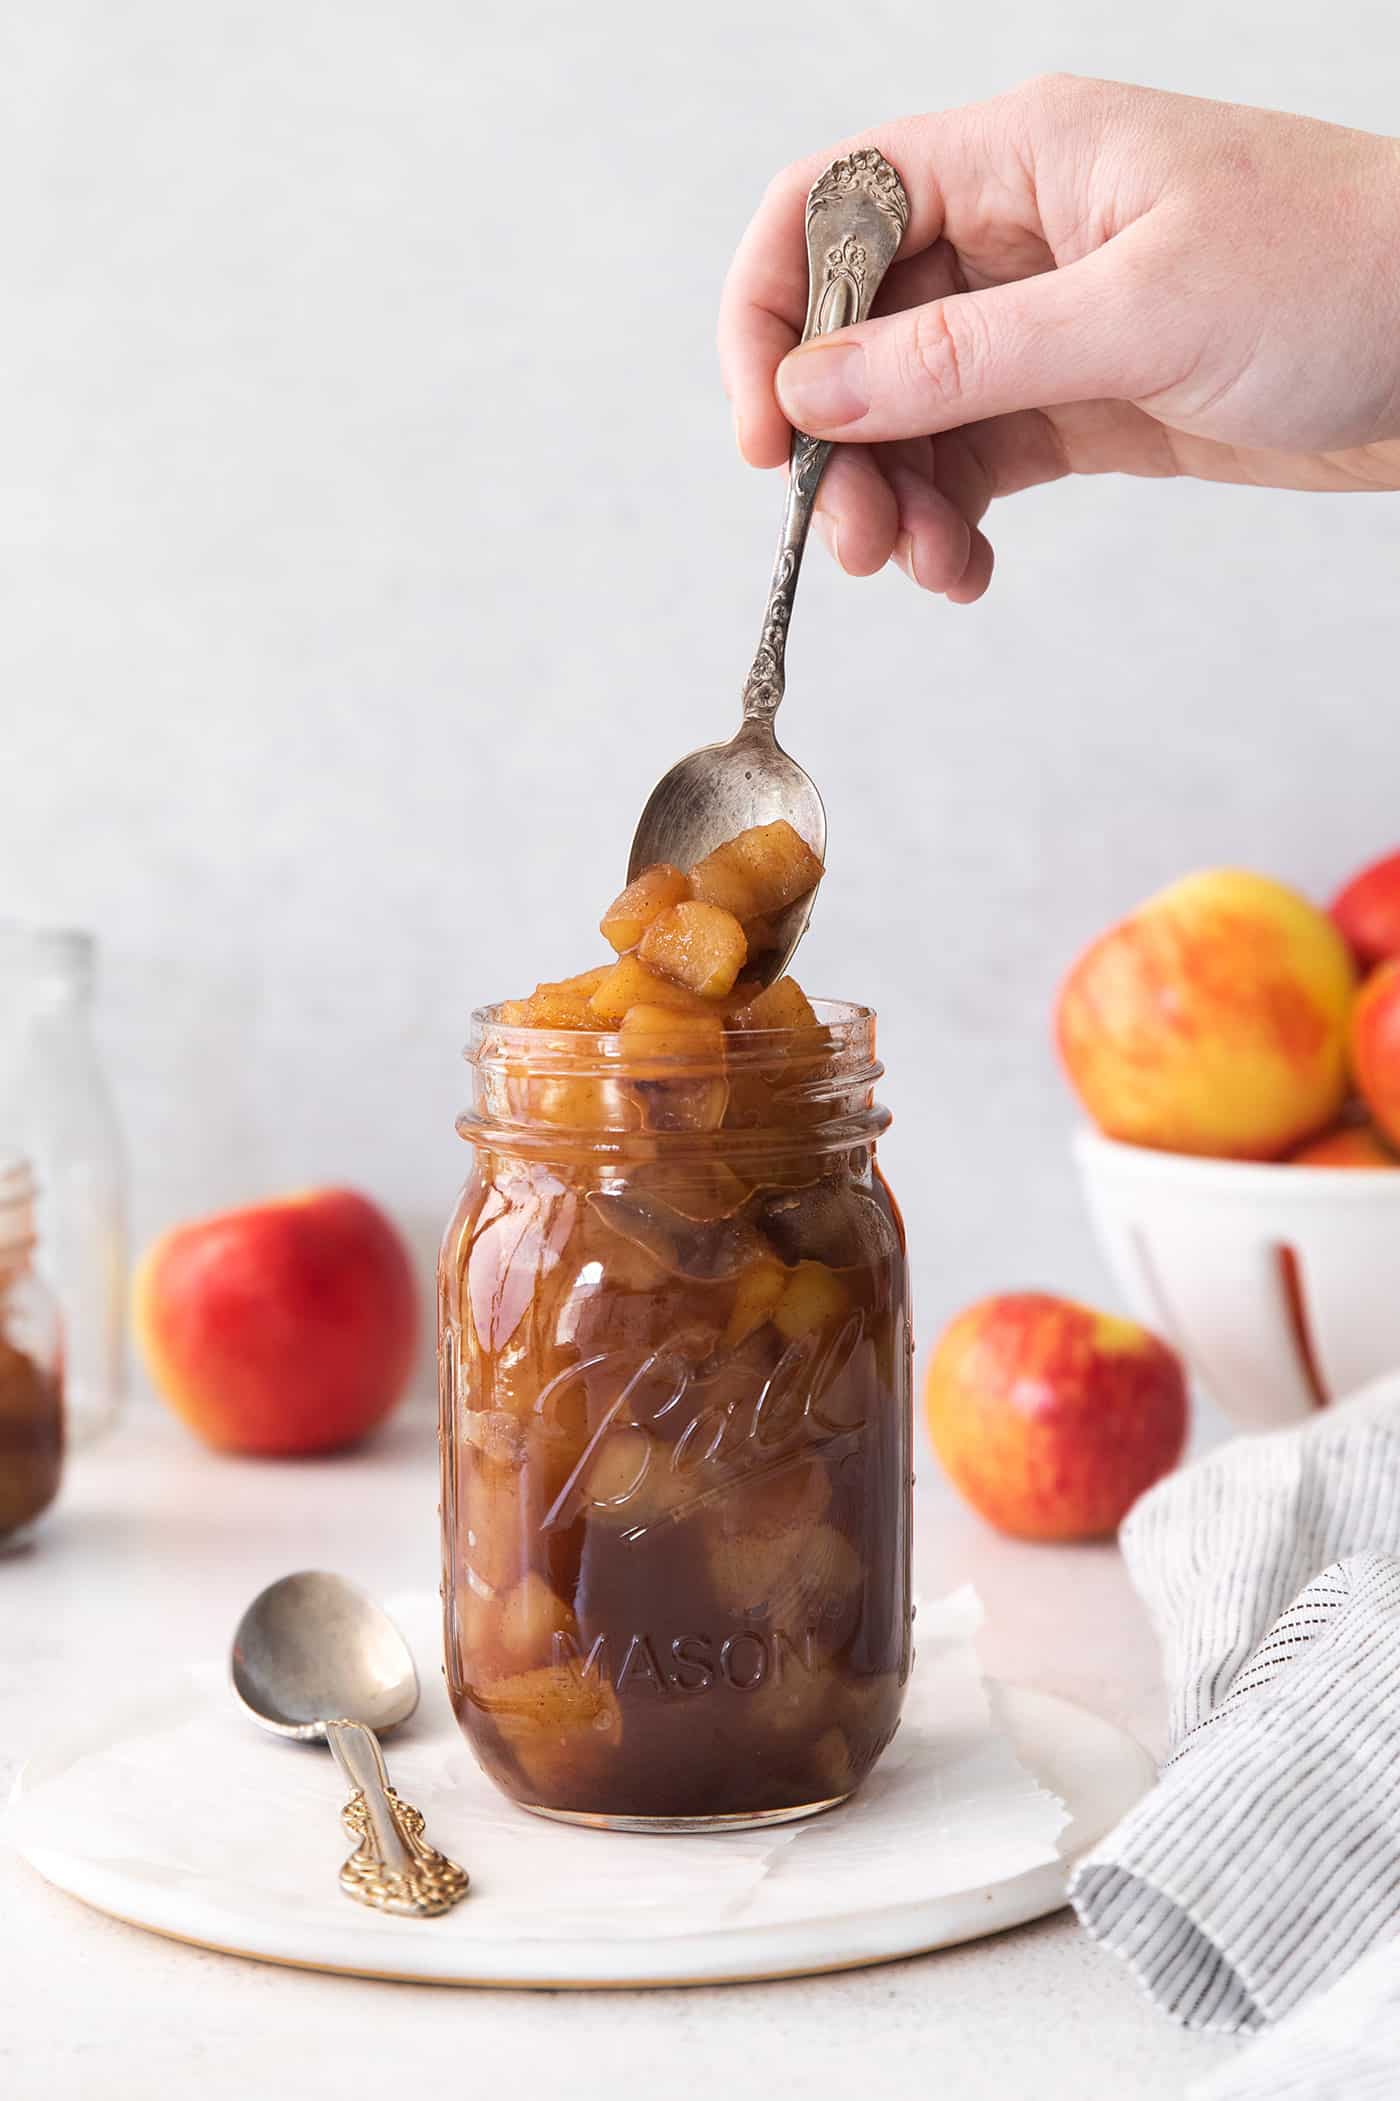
[907,302,984,412]
[1015,70,1096,107]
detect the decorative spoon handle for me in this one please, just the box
[739,149,910,727]
[326,1717,469,1917]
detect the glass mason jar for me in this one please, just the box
[0,926,127,1443]
[439,999,912,1831]
[0,1154,65,1546]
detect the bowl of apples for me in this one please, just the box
[1061,854,1400,1427]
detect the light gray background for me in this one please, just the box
[5,1,1399,1370]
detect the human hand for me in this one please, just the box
[719,78,1400,600]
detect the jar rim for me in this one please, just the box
[459,997,886,1155]
[465,995,876,1064]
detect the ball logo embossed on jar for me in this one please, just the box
[535,1309,868,1541]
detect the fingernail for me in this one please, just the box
[777,341,869,430]
[813,509,843,569]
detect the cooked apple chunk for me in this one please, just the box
[773,1260,850,1340]
[688,841,764,919]
[729,976,818,1031]
[588,954,711,1024]
[691,820,823,921]
[621,1006,728,1131]
[472,1664,623,1792]
[704,1462,835,1615]
[497,1571,577,1669]
[638,901,748,998]
[729,820,824,912]
[518,966,612,1029]
[619,1003,726,1063]
[600,864,692,953]
[725,1253,789,1345]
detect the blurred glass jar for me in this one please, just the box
[0,927,127,1442]
[0,1154,64,1543]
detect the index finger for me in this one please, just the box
[716,106,998,468]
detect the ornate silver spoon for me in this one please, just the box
[232,1570,469,1917]
[628,148,909,981]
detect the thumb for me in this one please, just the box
[775,231,1173,441]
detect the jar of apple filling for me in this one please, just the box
[0,1153,65,1545]
[439,998,912,1830]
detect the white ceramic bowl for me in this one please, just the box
[1073,1128,1400,1429]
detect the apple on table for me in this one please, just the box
[134,1189,418,1456]
[925,1292,1188,1542]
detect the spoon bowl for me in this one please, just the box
[628,148,908,983]
[231,1569,418,1741]
[628,719,827,973]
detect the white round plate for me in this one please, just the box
[8,1652,1153,1989]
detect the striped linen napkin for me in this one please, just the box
[1068,1376,1400,2092]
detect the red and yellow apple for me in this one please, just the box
[134,1189,418,1455]
[1331,848,1400,970]
[1349,960,1400,1150]
[1056,869,1355,1159]
[1288,1120,1398,1168]
[924,1291,1187,1542]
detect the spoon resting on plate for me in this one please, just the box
[231,1570,469,1918]
[628,147,909,985]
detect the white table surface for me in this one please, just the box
[0,1403,1242,2101]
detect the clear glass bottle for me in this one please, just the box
[0,1153,65,1544]
[439,999,912,1830]
[0,927,127,1442]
